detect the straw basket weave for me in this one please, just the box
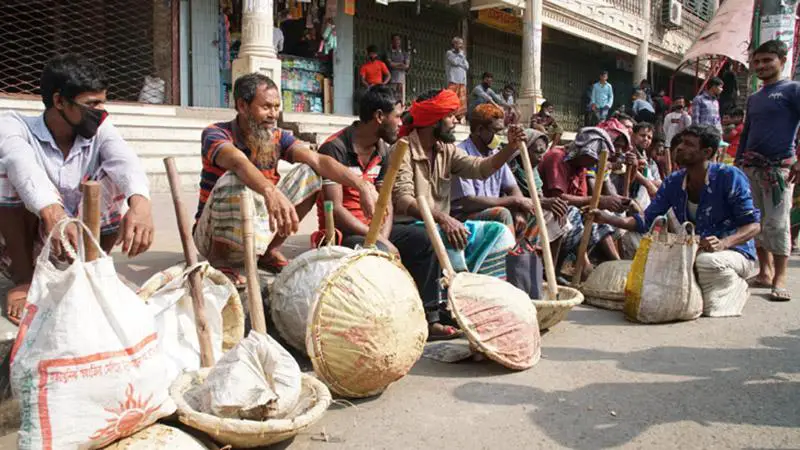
[170,369,332,449]
[448,272,541,370]
[270,246,355,353]
[307,249,428,398]
[581,260,632,311]
[531,285,584,331]
[137,263,245,352]
[102,423,217,449]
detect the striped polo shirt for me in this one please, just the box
[196,118,296,220]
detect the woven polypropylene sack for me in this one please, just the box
[582,260,633,311]
[448,273,541,370]
[307,250,428,398]
[270,246,355,353]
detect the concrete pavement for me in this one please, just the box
[1,191,799,449]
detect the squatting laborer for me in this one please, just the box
[0,54,154,325]
[736,39,800,301]
[193,73,378,282]
[591,124,761,316]
[392,89,521,339]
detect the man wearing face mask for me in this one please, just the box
[0,54,153,325]
[452,105,569,250]
[392,90,521,340]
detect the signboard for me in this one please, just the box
[761,13,797,78]
[477,8,523,35]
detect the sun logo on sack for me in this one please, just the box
[89,384,161,446]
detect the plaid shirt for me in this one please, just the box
[691,91,722,133]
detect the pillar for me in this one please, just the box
[518,0,543,123]
[632,0,651,88]
[333,5,355,115]
[232,0,282,94]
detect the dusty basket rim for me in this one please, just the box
[306,248,419,398]
[531,285,585,307]
[170,369,332,443]
[448,272,539,371]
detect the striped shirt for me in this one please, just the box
[196,119,296,220]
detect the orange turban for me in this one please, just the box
[399,89,461,137]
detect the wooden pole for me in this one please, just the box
[81,181,101,262]
[364,139,410,247]
[240,189,268,334]
[163,157,215,368]
[417,196,456,284]
[517,142,558,300]
[572,149,609,286]
[623,163,634,198]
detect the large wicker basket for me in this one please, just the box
[307,249,428,398]
[170,369,332,449]
[532,285,584,331]
[580,260,632,311]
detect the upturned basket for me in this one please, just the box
[170,370,332,449]
[532,285,584,331]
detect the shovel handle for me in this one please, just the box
[163,157,215,368]
[417,196,455,282]
[364,139,409,247]
[323,201,335,246]
[517,143,558,300]
[240,189,268,334]
[81,181,101,262]
[572,148,609,286]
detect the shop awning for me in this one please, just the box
[680,0,755,67]
[469,0,525,11]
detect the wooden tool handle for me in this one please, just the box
[323,200,335,246]
[364,139,409,247]
[572,148,609,286]
[623,162,635,198]
[517,143,558,300]
[240,189,267,334]
[81,181,101,262]
[417,195,455,282]
[163,157,215,368]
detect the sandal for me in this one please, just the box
[748,277,773,289]
[770,287,792,302]
[427,322,463,342]
[6,283,30,326]
[217,267,246,289]
[258,251,290,274]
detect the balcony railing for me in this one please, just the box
[606,0,643,15]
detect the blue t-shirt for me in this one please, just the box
[738,80,800,161]
[633,163,760,260]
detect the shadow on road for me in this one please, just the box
[453,329,800,449]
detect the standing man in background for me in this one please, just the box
[387,34,410,105]
[590,71,614,121]
[736,40,800,302]
[692,77,724,134]
[359,45,390,88]
[446,37,469,122]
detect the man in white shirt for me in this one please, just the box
[0,54,153,324]
[663,102,692,147]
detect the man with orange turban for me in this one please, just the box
[392,89,524,340]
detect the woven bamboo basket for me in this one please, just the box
[532,285,584,331]
[170,370,332,449]
[449,272,541,370]
[270,245,355,353]
[102,423,218,449]
[307,249,428,398]
[137,263,245,352]
[580,260,633,311]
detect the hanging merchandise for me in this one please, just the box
[324,0,337,22]
[319,19,337,55]
[344,0,355,16]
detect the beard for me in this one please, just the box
[433,119,457,144]
[377,121,399,144]
[246,113,277,166]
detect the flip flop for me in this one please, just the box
[427,323,464,342]
[216,267,246,289]
[770,287,792,302]
[748,278,773,289]
[258,251,290,274]
[6,283,30,326]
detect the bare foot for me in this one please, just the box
[258,249,290,274]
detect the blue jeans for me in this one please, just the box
[598,106,610,121]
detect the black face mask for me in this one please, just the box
[60,102,108,139]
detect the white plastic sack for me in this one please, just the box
[138,75,165,104]
[185,331,301,420]
[10,219,176,449]
[138,263,239,382]
[624,218,703,323]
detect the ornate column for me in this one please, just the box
[232,0,282,94]
[632,0,651,88]
[518,0,543,123]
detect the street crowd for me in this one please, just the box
[1,37,799,341]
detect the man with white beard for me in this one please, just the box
[193,73,379,283]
